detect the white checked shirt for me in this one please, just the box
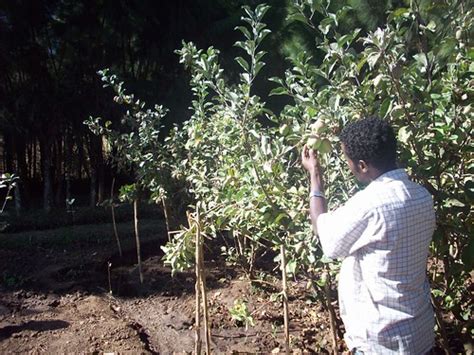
[317,169,436,354]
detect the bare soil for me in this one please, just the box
[0,218,460,354]
[0,219,340,354]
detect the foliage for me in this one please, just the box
[280,0,473,343]
[87,0,472,348]
[0,173,18,214]
[157,5,332,281]
[0,0,256,212]
[229,299,255,330]
[85,69,174,204]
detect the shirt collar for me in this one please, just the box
[372,168,408,184]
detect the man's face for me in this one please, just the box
[341,143,371,184]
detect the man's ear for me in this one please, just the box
[358,160,369,173]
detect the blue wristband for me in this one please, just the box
[309,190,325,199]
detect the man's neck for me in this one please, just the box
[369,165,398,181]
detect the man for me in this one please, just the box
[301,116,436,354]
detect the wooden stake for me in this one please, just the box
[280,245,290,354]
[111,178,122,258]
[107,261,113,294]
[197,209,211,354]
[193,211,202,355]
[162,196,172,243]
[133,199,143,284]
[323,268,338,354]
[431,294,453,355]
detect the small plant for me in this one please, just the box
[229,299,255,330]
[0,173,18,214]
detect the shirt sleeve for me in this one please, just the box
[316,192,372,259]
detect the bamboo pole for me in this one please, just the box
[280,244,290,354]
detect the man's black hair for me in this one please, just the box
[340,116,397,170]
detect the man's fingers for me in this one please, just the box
[302,144,308,159]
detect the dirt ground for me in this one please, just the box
[0,219,461,354]
[0,219,342,354]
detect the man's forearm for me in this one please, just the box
[309,172,327,234]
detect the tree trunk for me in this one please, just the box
[40,139,53,213]
[15,138,28,212]
[90,164,97,207]
[4,133,14,173]
[97,136,105,204]
[32,138,38,181]
[89,135,103,207]
[64,127,73,204]
[14,179,21,217]
[77,135,84,179]
[55,136,64,206]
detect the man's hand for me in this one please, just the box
[302,145,323,177]
[301,144,327,234]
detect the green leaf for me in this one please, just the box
[286,260,297,275]
[320,255,332,263]
[380,98,392,118]
[286,13,309,26]
[398,126,411,144]
[373,73,384,87]
[235,56,249,71]
[270,87,287,96]
[235,26,251,40]
[444,198,465,208]
[391,7,410,19]
[255,62,265,76]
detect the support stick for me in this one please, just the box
[107,261,113,294]
[193,211,202,355]
[280,244,290,354]
[323,268,338,354]
[133,199,143,284]
[197,209,211,354]
[431,294,452,355]
[111,178,122,258]
[162,196,172,243]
